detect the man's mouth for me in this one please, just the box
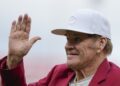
[67,52,79,55]
[67,53,79,59]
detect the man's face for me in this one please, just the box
[65,31,98,70]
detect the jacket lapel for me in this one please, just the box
[89,59,110,86]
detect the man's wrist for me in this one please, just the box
[7,55,21,69]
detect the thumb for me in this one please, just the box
[30,36,41,45]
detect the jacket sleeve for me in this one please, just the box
[0,56,58,86]
[0,56,27,86]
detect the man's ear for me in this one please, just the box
[96,37,107,53]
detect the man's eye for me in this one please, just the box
[74,37,81,42]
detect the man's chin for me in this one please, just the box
[67,62,78,70]
[67,61,84,70]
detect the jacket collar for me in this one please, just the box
[67,59,111,85]
[89,58,110,85]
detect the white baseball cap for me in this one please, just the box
[51,9,111,39]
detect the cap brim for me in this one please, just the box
[51,28,93,36]
[51,29,69,35]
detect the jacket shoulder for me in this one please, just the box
[108,62,120,81]
[110,62,120,74]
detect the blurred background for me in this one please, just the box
[0,0,120,84]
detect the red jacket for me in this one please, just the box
[0,57,120,86]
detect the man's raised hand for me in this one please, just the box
[7,14,41,69]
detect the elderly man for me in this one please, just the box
[0,9,120,86]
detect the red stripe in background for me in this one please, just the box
[24,55,66,83]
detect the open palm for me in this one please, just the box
[7,14,40,69]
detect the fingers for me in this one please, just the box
[30,36,41,45]
[11,21,16,33]
[21,14,31,33]
[16,15,22,30]
[21,14,28,32]
[11,14,31,33]
[26,17,31,34]
[11,15,22,34]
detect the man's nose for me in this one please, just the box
[65,42,74,50]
